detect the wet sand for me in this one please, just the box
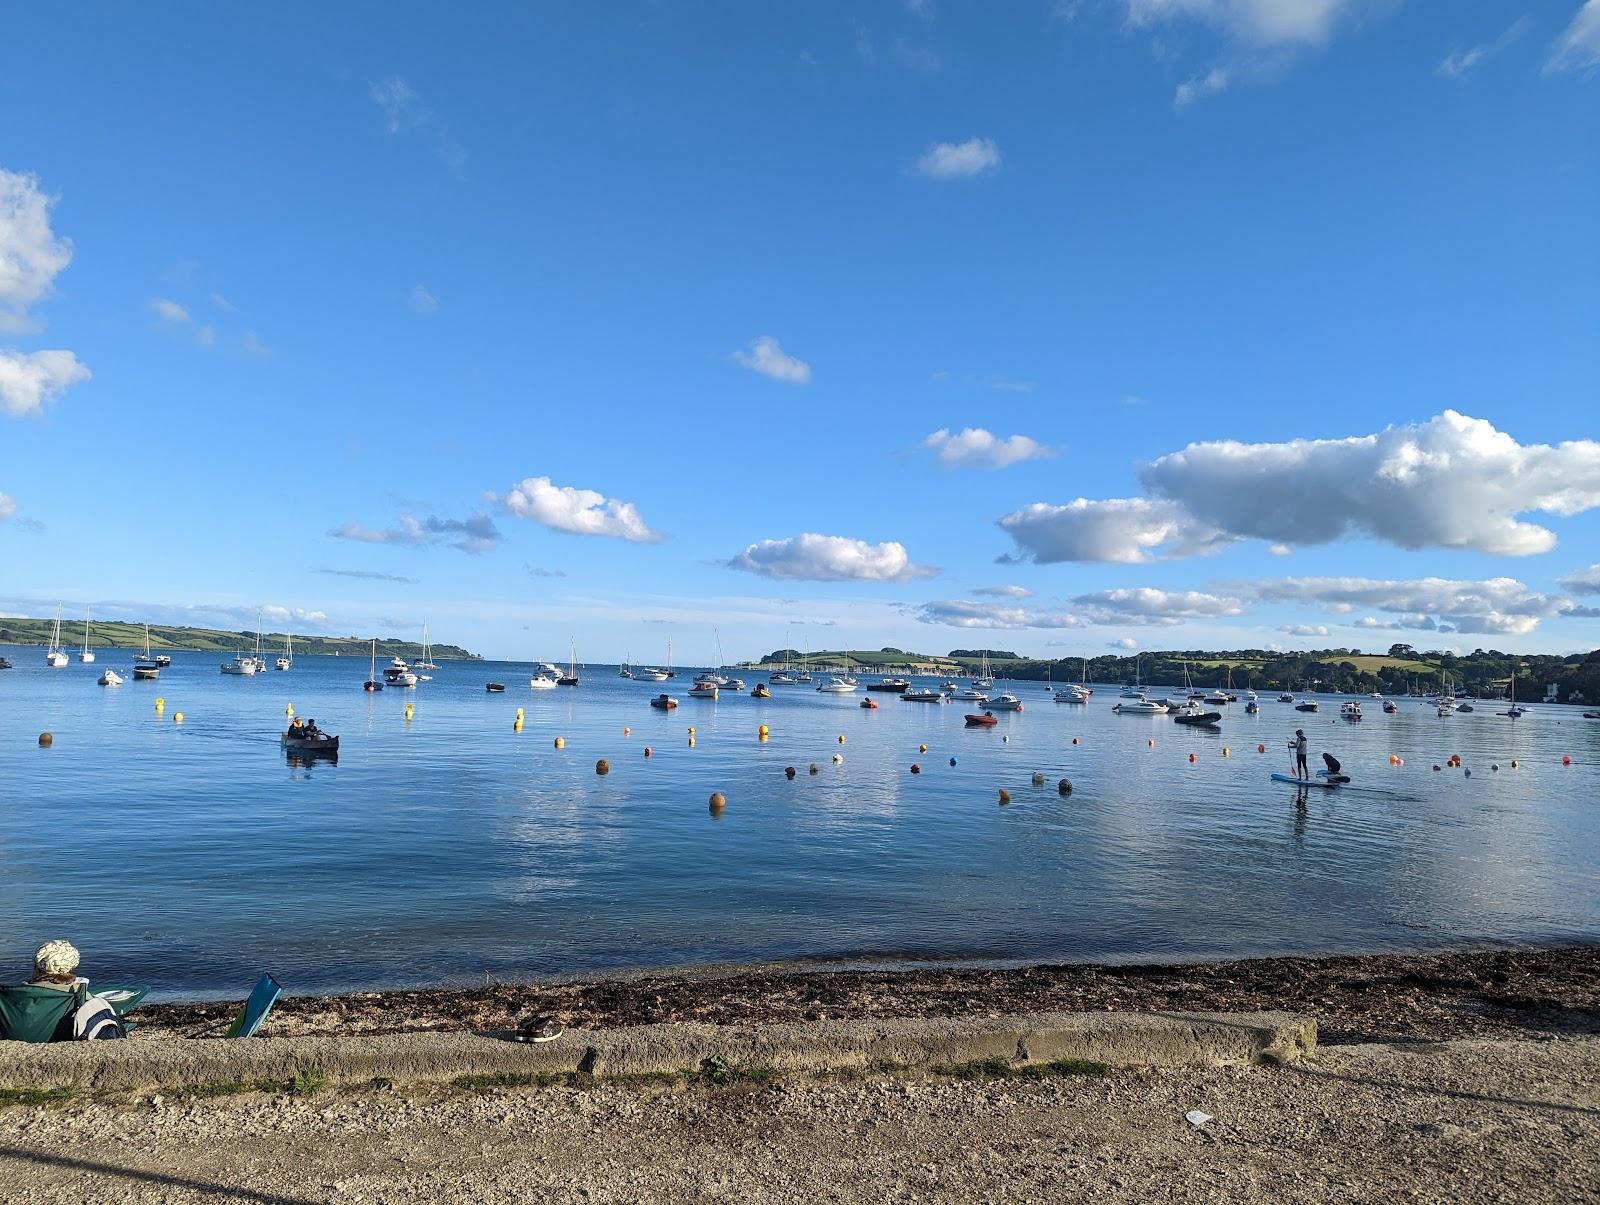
[136,945,1600,1044]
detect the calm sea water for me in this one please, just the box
[1,645,1596,999]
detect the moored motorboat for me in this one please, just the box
[964,711,997,727]
[485,682,506,692]
[220,654,258,675]
[1278,693,1295,703]
[722,678,746,692]
[1295,700,1320,712]
[1055,685,1089,703]
[650,693,679,709]
[1173,710,1220,726]
[1340,701,1363,721]
[529,663,561,689]
[1382,700,1398,713]
[751,683,771,698]
[866,678,910,692]
[901,687,944,702]
[634,667,669,683]
[0,657,12,670]
[954,687,988,702]
[687,682,718,698]
[985,693,1023,711]
[816,676,857,693]
[1113,696,1168,715]
[1245,700,1260,714]
[98,668,123,686]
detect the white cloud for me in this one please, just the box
[971,584,1032,598]
[924,427,1053,469]
[1071,587,1247,625]
[1438,18,1529,79]
[497,476,660,542]
[1175,67,1230,108]
[150,297,189,323]
[997,497,1225,564]
[195,325,215,348]
[1124,0,1360,47]
[1267,543,1292,556]
[1109,636,1139,650]
[0,492,14,521]
[1281,624,1330,637]
[0,349,91,417]
[1256,576,1571,636]
[0,169,73,332]
[369,77,416,134]
[732,335,810,384]
[917,600,1085,629]
[209,292,236,313]
[261,604,329,626]
[242,331,269,357]
[892,40,943,71]
[728,533,934,582]
[409,285,439,315]
[914,138,1002,180]
[1561,564,1600,595]
[1547,0,1600,72]
[1139,411,1600,557]
[330,511,501,554]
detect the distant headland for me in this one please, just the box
[0,617,479,661]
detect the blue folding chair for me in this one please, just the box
[224,974,282,1038]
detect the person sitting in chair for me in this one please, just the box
[0,941,123,1042]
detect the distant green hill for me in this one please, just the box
[0,618,477,660]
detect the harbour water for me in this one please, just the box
[2,646,1596,999]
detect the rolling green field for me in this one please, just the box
[0,618,476,660]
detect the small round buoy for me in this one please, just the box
[1492,763,1500,771]
[404,703,413,720]
[758,724,769,738]
[809,763,818,775]
[1031,772,1045,786]
[709,791,726,809]
[1188,752,1197,763]
[1148,739,1154,748]
[688,726,696,735]
[910,763,921,774]
[38,732,52,747]
[919,743,927,754]
[1433,764,1442,771]
[688,736,696,748]
[623,726,631,736]
[950,756,958,766]
[173,712,184,724]
[998,789,1011,806]
[516,707,525,719]
[1258,744,1266,754]
[285,703,293,716]
[1511,759,1519,769]
[644,746,653,758]
[1222,747,1229,757]
[155,697,165,711]
[1071,737,1079,745]
[554,736,565,749]
[1464,768,1472,778]
[832,753,842,763]
[784,765,796,779]
[596,759,610,775]
[838,734,846,745]
[1563,755,1572,766]
[1057,778,1073,796]
[513,719,523,732]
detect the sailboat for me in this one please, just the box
[619,655,633,679]
[78,606,96,663]
[44,605,69,667]
[1499,671,1526,718]
[275,632,293,671]
[133,625,160,680]
[1120,654,1144,699]
[558,638,580,686]
[971,651,992,690]
[363,639,383,691]
[413,621,437,670]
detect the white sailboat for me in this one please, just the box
[78,606,95,663]
[413,621,437,670]
[971,651,993,690]
[276,632,293,671]
[45,605,68,667]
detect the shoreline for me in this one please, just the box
[134,944,1599,1045]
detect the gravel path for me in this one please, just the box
[2,1036,1594,1202]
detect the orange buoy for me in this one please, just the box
[688,736,696,747]
[623,726,631,736]
[38,732,53,747]
[918,743,927,754]
[595,759,610,775]
[688,726,696,735]
[1258,744,1266,754]
[1222,747,1229,757]
[785,765,796,779]
[554,737,565,749]
[758,724,769,738]
[910,763,921,774]
[709,791,726,809]
[1188,752,1197,763]
[837,735,846,745]
[997,789,1011,806]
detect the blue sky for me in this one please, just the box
[3,0,1598,663]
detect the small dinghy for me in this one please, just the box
[282,729,340,755]
[1173,710,1221,726]
[964,711,997,727]
[859,697,878,708]
[485,682,506,692]
[650,694,679,710]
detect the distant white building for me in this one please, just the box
[1544,682,1560,704]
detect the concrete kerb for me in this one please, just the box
[0,1010,1315,1094]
